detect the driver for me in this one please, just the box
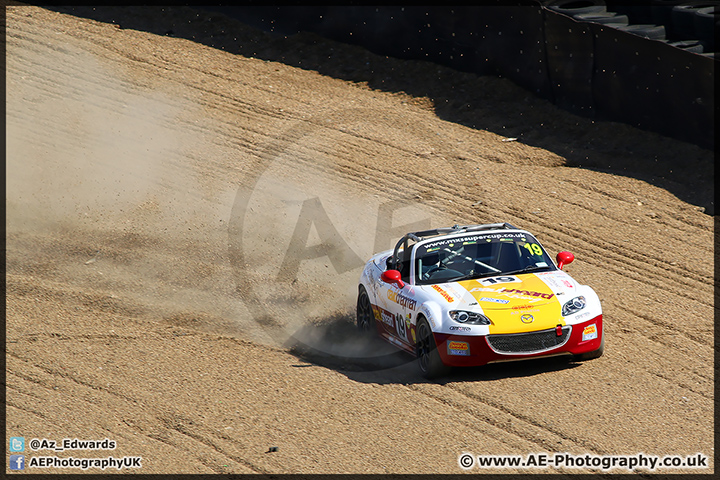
[420,251,444,279]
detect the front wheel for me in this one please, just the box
[416,319,450,379]
[356,286,376,336]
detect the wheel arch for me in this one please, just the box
[416,301,444,332]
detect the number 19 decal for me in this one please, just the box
[478,276,520,285]
[523,243,543,256]
[396,313,407,340]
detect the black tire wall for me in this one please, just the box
[200,4,715,149]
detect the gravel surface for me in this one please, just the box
[5,5,714,475]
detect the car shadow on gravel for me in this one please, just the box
[45,5,714,215]
[285,313,582,385]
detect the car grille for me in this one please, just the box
[486,326,571,354]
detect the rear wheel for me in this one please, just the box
[356,286,376,335]
[416,318,450,379]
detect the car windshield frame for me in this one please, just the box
[411,230,557,285]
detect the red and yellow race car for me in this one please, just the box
[356,223,604,378]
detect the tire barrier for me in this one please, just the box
[546,0,607,16]
[610,23,667,40]
[195,4,715,148]
[693,6,719,50]
[609,0,720,43]
[667,39,705,52]
[573,12,630,25]
[670,2,720,39]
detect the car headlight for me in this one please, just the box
[562,296,586,316]
[449,310,491,325]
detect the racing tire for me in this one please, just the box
[694,6,719,51]
[574,12,630,25]
[546,0,607,17]
[356,286,376,336]
[573,331,605,361]
[416,318,450,379]
[671,2,719,40]
[668,39,704,53]
[611,24,667,40]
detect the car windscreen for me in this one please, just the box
[414,232,556,284]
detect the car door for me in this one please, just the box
[376,250,416,345]
[389,249,419,348]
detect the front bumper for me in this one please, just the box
[434,315,603,367]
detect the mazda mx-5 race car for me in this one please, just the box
[356,223,604,378]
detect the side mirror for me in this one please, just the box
[381,269,405,289]
[556,251,575,270]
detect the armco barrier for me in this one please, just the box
[198,4,714,149]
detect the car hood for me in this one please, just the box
[430,271,580,334]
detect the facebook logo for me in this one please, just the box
[9,437,25,452]
[9,454,25,470]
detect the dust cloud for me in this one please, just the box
[6,34,259,342]
[6,24,440,362]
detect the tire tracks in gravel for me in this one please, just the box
[248,125,714,431]
[7,6,713,473]
[403,382,605,458]
[502,188,711,287]
[160,62,712,463]
[250,124,712,319]
[7,343,267,474]
[507,208,712,312]
[239,114,712,363]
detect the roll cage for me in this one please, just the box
[386,222,520,280]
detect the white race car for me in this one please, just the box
[356,223,604,378]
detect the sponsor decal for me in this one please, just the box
[423,233,527,251]
[363,263,373,280]
[537,271,574,289]
[469,287,553,303]
[512,304,534,310]
[387,289,418,310]
[582,324,598,341]
[575,311,592,321]
[432,284,455,302]
[380,309,394,327]
[421,305,437,328]
[470,286,497,293]
[447,340,470,356]
[449,325,471,332]
[520,314,534,324]
[479,297,509,304]
[511,308,539,315]
[500,288,554,299]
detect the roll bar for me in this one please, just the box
[387,222,519,270]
